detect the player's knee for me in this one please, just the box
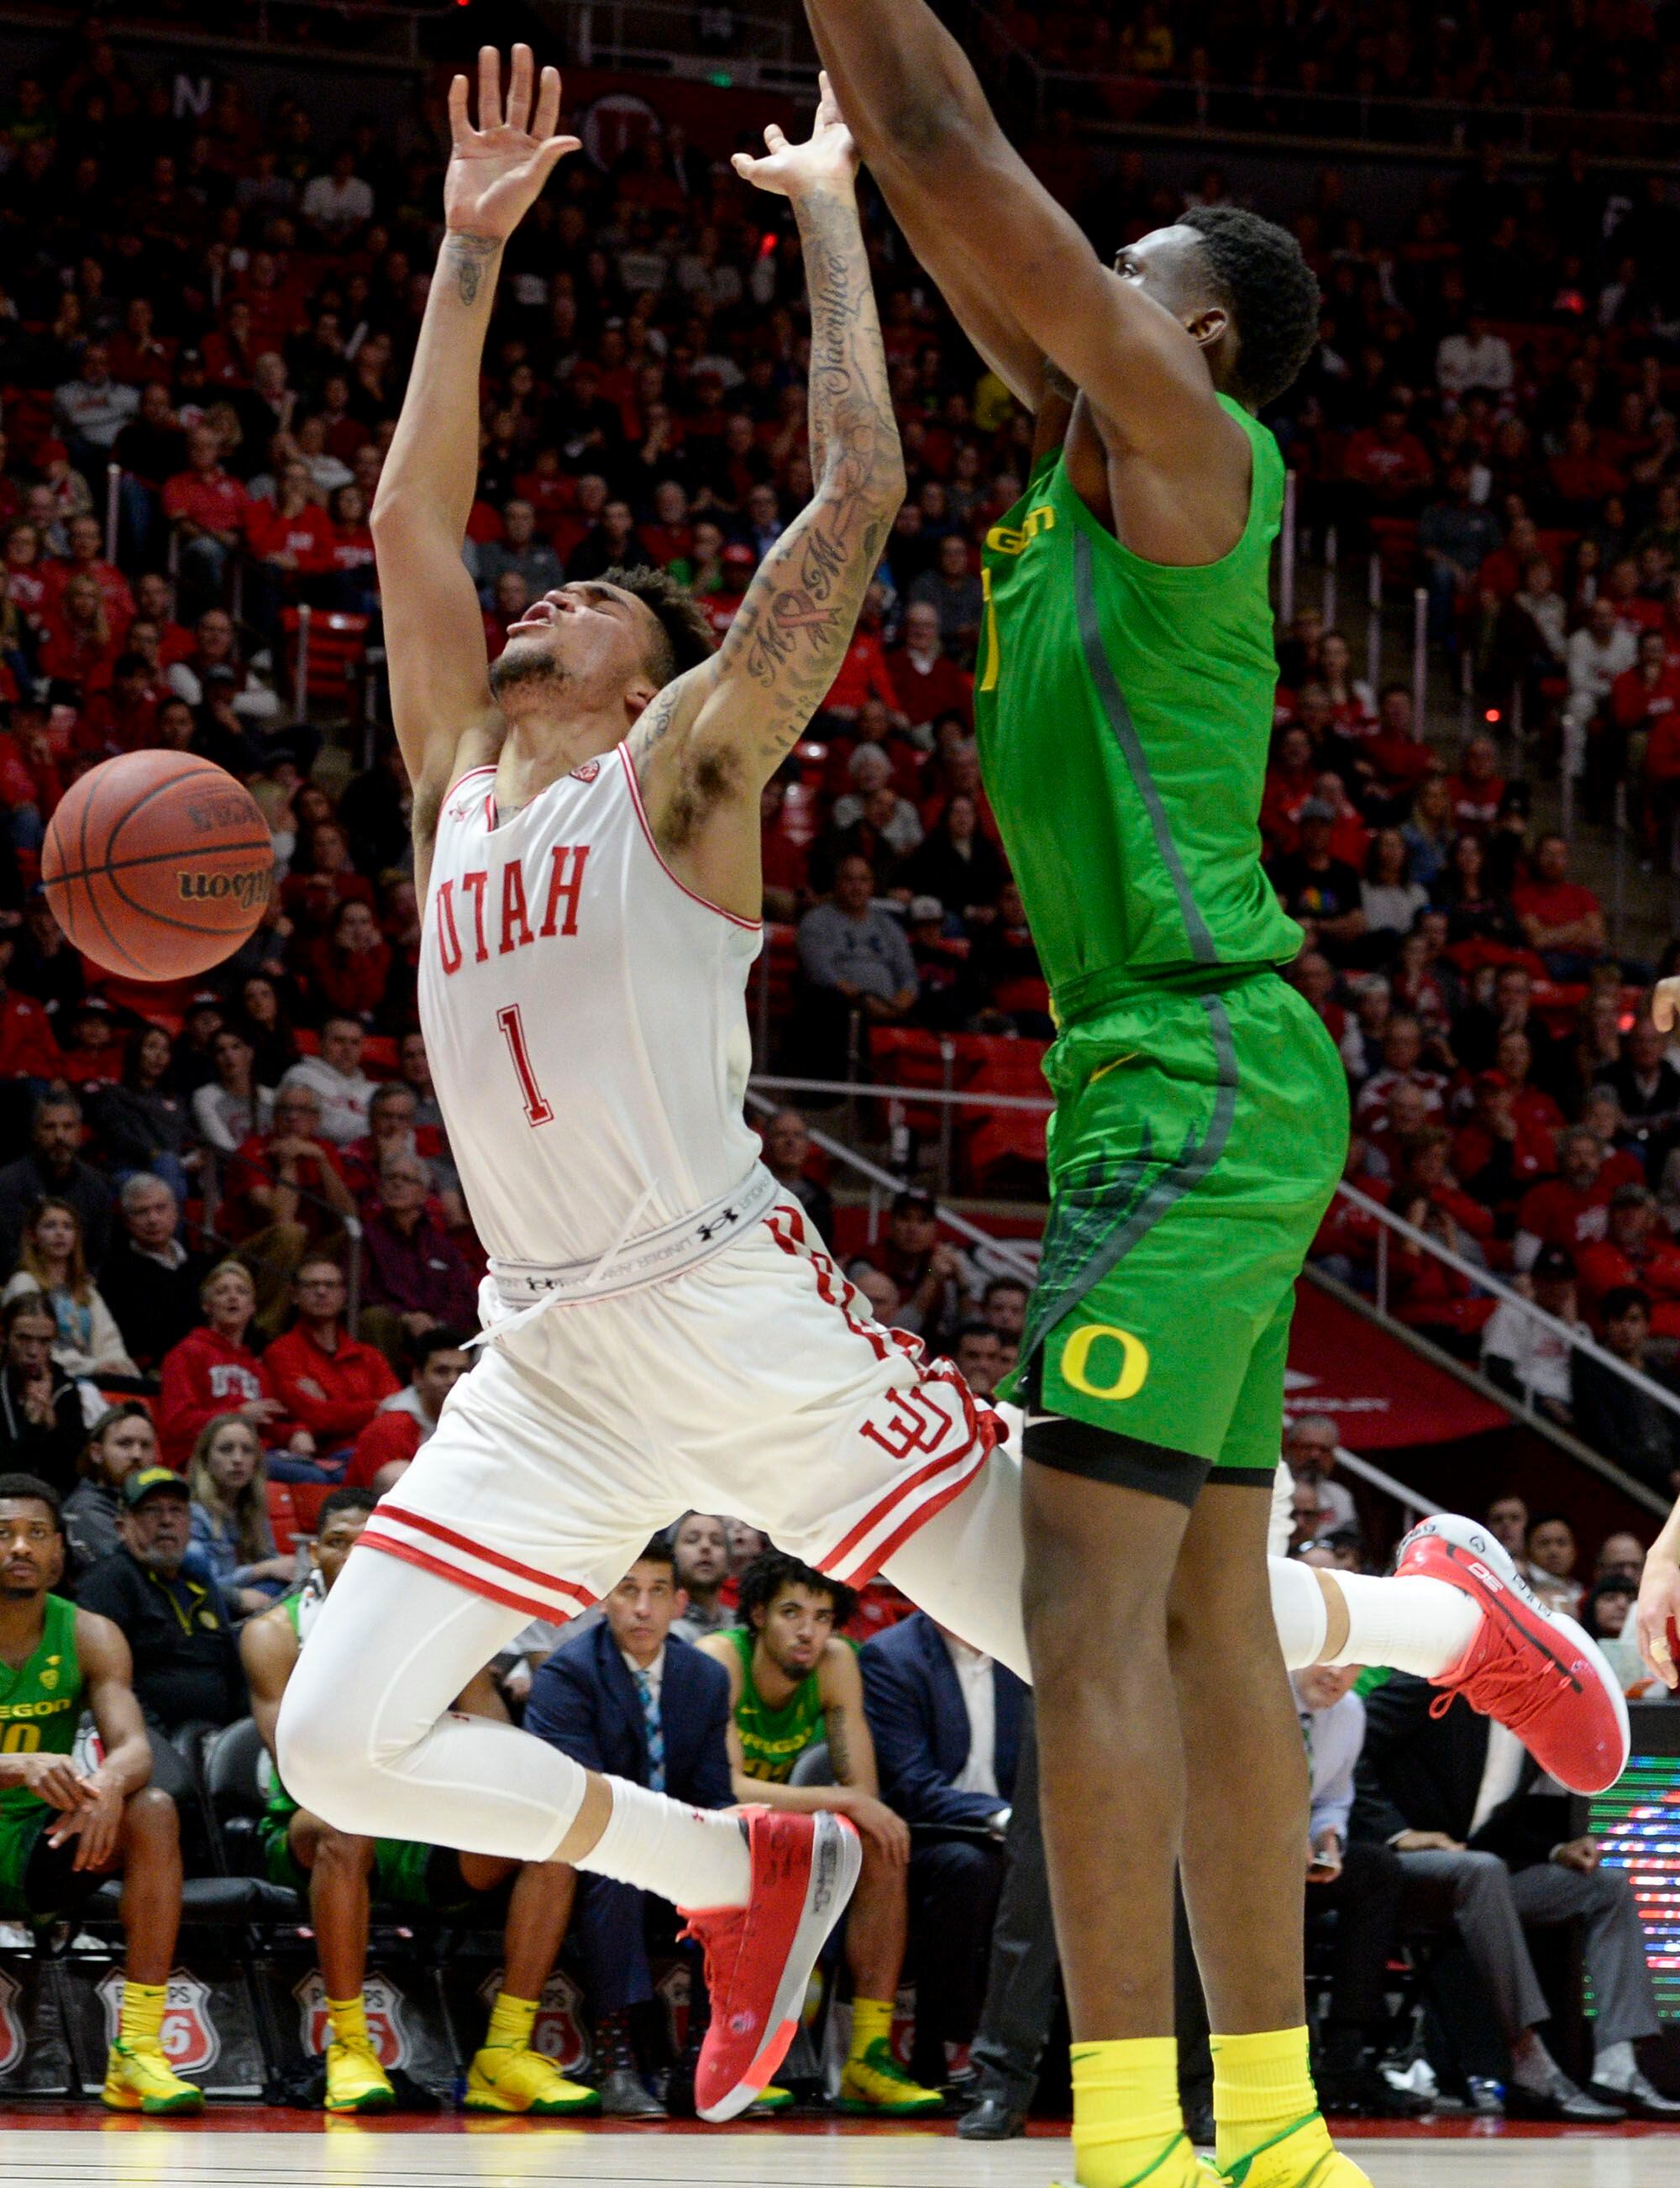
[276,1676,369,1832]
[124,1784,178,1844]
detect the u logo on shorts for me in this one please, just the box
[1060,1322,1150,1401]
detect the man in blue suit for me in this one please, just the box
[859,1608,1026,2089]
[526,1537,733,2118]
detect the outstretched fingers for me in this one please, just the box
[447,72,471,143]
[477,45,502,134]
[504,42,533,135]
[533,62,563,144]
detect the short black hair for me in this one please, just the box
[408,1325,471,1372]
[982,1276,1029,1304]
[953,1320,1003,1348]
[737,1549,855,1635]
[0,1473,63,1530]
[316,1487,377,1533]
[1178,203,1320,411]
[1601,1284,1652,1321]
[601,565,717,687]
[630,1535,677,1572]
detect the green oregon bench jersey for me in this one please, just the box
[974,396,1301,1022]
[726,1627,827,1785]
[0,1593,83,1816]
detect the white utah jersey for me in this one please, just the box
[417,744,763,1268]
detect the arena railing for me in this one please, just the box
[748,1065,1680,1509]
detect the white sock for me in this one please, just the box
[1593,2039,1635,2091]
[1323,1571,1479,1679]
[1270,1555,1330,1669]
[575,1776,752,1911]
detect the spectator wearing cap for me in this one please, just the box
[759,1106,834,1246]
[1576,1186,1680,1336]
[77,1467,246,1748]
[865,1189,973,1346]
[346,1326,472,1493]
[1480,1246,1585,1426]
[99,1175,209,1378]
[1267,800,1367,963]
[0,1090,114,1276]
[795,856,918,1075]
[1572,1287,1680,1497]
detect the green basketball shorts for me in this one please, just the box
[260,1813,444,1911]
[0,1800,102,1923]
[1008,970,1347,1504]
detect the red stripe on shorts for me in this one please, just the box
[356,1530,580,1623]
[376,1503,597,1607]
[763,1202,893,1362]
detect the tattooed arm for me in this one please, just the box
[632,77,906,922]
[371,46,578,878]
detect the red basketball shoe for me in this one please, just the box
[1395,1514,1630,1794]
[680,1806,862,2123]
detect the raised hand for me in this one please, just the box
[731,71,858,199]
[444,45,580,244]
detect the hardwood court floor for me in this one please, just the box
[1,2117,1677,2187]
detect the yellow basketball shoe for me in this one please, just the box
[102,2038,205,2113]
[837,2037,944,2115]
[1048,2131,1224,2187]
[465,2044,601,2116]
[323,2033,396,2113]
[1216,2113,1374,2187]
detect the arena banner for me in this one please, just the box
[1284,1283,1509,1451]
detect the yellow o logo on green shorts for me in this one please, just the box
[1060,1323,1150,1400]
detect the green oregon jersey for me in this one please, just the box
[726,1627,826,1785]
[974,398,1302,1022]
[261,1592,307,1829]
[0,1593,83,1817]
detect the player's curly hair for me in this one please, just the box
[736,1550,858,1637]
[1178,204,1320,412]
[601,564,717,688]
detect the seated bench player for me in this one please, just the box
[240,1488,596,2116]
[0,1472,202,2112]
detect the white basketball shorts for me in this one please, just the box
[358,1197,997,1619]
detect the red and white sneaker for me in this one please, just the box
[1396,1514,1630,1794]
[680,1806,862,2124]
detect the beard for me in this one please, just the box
[489,634,570,700]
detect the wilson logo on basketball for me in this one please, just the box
[187,793,262,832]
[177,868,271,909]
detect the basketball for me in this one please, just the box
[39,751,275,982]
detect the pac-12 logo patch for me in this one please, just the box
[570,759,601,784]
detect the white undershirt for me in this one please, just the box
[942,1630,999,1797]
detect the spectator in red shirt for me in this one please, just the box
[1341,401,1434,512]
[1576,1184,1680,1336]
[1513,1125,1613,1268]
[300,896,392,1026]
[161,425,249,617]
[244,458,333,622]
[1452,1069,1555,1216]
[74,651,160,757]
[1511,831,1608,978]
[36,571,121,691]
[346,1325,473,1494]
[41,515,134,640]
[279,819,377,937]
[261,1256,398,1467]
[887,600,973,732]
[1445,733,1505,832]
[759,775,811,922]
[0,931,62,1081]
[132,572,195,670]
[820,622,901,721]
[157,1258,306,1469]
[321,482,377,614]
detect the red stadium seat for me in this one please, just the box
[281,606,371,718]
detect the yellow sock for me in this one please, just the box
[483,1990,538,2053]
[326,1993,370,2048]
[1070,2038,1194,2188]
[848,1996,894,2060]
[1210,2026,1320,2175]
[118,1981,167,2048]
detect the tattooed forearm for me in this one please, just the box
[709,178,903,766]
[444,232,501,309]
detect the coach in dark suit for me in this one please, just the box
[527,1536,732,2117]
[1354,1672,1677,2121]
[860,1609,1026,2086]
